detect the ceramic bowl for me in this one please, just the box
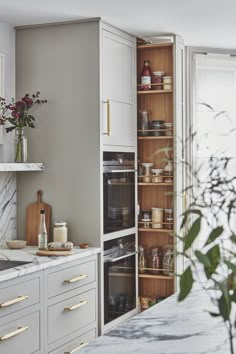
[6,240,27,249]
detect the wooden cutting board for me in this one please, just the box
[26,190,51,246]
[36,250,73,257]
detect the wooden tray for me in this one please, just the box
[36,250,74,257]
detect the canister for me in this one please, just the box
[163,76,172,90]
[53,221,68,242]
[151,207,163,229]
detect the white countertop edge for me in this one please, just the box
[0,246,101,283]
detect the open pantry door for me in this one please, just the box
[185,46,236,258]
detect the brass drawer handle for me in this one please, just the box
[64,300,88,312]
[0,326,29,341]
[103,98,111,136]
[64,341,89,354]
[64,274,88,283]
[0,295,29,308]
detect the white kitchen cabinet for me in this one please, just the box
[102,29,136,147]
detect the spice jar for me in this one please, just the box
[151,168,163,183]
[151,207,163,229]
[163,159,173,183]
[162,245,174,275]
[163,76,173,90]
[138,110,151,136]
[53,221,68,242]
[164,208,174,229]
[152,71,165,90]
[141,211,151,229]
[138,245,147,273]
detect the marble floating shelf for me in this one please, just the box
[0,163,45,172]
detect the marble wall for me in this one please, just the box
[0,173,16,246]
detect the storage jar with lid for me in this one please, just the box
[151,120,164,136]
[151,168,163,183]
[164,122,173,136]
[164,208,174,229]
[152,71,165,90]
[151,207,163,229]
[148,247,162,274]
[138,110,151,136]
[53,221,68,242]
[162,245,174,275]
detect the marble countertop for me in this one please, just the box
[0,246,101,282]
[80,289,234,354]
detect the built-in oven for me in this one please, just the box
[104,234,136,325]
[103,152,135,234]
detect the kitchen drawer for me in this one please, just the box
[0,310,40,354]
[47,259,96,298]
[48,288,96,344]
[0,276,40,319]
[49,328,96,354]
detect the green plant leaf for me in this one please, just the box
[225,260,236,274]
[207,245,220,270]
[204,226,223,246]
[184,217,201,251]
[180,209,202,229]
[178,266,193,301]
[209,312,220,317]
[230,234,236,244]
[218,294,231,321]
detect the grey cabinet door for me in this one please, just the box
[101,29,136,147]
[0,311,40,354]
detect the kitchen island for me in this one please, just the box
[80,288,233,354]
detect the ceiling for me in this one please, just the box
[0,0,235,49]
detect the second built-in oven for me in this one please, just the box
[103,152,135,235]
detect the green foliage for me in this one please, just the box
[178,266,193,301]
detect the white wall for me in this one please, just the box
[0,21,15,162]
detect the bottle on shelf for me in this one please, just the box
[38,209,48,250]
[163,158,173,183]
[140,60,152,90]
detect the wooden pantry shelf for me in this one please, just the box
[138,274,173,280]
[138,182,173,186]
[138,228,173,233]
[138,136,173,140]
[108,272,133,277]
[137,89,172,95]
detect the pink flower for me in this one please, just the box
[22,96,33,108]
[11,111,20,118]
[15,100,26,112]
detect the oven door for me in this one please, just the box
[104,252,136,325]
[103,169,135,234]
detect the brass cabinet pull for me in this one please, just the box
[103,98,111,136]
[64,300,88,312]
[64,341,89,354]
[0,326,29,341]
[0,295,29,308]
[64,274,88,284]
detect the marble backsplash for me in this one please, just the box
[0,172,16,245]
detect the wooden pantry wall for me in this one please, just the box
[137,42,175,309]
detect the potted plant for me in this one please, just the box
[0,92,47,162]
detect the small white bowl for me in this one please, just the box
[6,240,27,249]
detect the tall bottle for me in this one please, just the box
[38,209,48,250]
[140,60,152,90]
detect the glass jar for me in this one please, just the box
[138,110,151,136]
[162,245,174,275]
[164,122,173,136]
[14,128,27,163]
[151,208,163,229]
[164,209,174,229]
[163,76,173,90]
[151,120,164,136]
[138,245,147,273]
[53,221,68,242]
[163,159,173,183]
[152,71,165,90]
[141,211,151,229]
[148,247,162,274]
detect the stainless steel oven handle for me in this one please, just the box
[104,251,137,263]
[110,169,136,173]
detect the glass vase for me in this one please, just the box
[14,128,27,163]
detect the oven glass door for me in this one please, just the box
[103,171,135,234]
[104,252,136,325]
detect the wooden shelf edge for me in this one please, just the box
[138,182,173,186]
[138,228,173,233]
[137,89,173,95]
[137,136,173,140]
[138,274,174,280]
